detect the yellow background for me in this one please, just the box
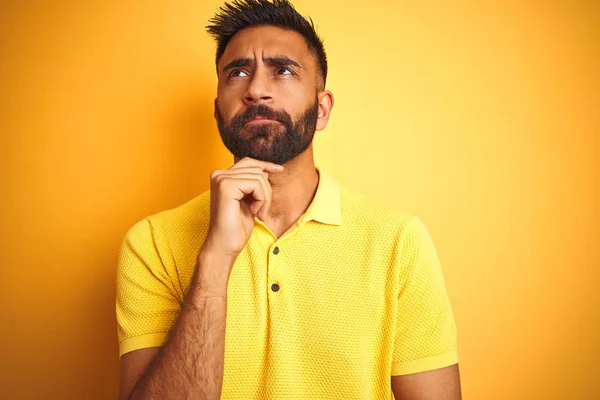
[1,1,598,399]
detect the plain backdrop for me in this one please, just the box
[1,1,598,399]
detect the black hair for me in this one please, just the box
[206,0,328,87]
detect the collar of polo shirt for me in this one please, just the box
[298,167,341,227]
[255,166,342,229]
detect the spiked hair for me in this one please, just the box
[206,0,328,86]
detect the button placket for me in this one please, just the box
[269,245,281,293]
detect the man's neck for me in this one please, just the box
[242,150,319,238]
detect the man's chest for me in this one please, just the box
[225,236,398,352]
[218,237,399,398]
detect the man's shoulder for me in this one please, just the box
[338,183,416,233]
[125,191,212,243]
[151,190,211,223]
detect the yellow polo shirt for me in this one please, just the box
[116,168,458,399]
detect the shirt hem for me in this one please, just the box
[390,350,459,376]
[119,332,168,357]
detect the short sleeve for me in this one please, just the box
[116,218,181,357]
[391,217,458,375]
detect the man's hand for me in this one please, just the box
[199,157,284,278]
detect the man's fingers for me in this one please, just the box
[230,157,284,173]
[250,199,265,216]
[214,172,270,204]
[216,167,269,177]
[211,158,279,220]
[219,177,270,216]
[219,176,267,200]
[214,166,273,220]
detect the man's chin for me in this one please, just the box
[234,153,279,164]
[245,149,278,163]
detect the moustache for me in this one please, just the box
[233,105,292,126]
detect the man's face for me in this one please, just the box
[214,25,324,165]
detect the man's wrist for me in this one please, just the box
[193,245,237,297]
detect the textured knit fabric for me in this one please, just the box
[116,167,458,399]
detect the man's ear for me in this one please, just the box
[315,90,334,131]
[213,98,218,120]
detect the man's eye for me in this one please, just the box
[229,70,249,77]
[276,67,293,75]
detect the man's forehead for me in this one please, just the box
[219,26,310,68]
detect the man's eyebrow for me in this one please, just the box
[222,57,253,73]
[221,56,303,73]
[264,56,302,69]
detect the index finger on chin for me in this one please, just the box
[231,157,284,172]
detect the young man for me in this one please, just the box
[116,0,461,398]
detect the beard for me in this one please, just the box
[215,98,319,165]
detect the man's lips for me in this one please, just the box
[246,116,277,124]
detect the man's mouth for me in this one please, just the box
[247,115,276,124]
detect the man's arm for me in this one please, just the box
[117,158,281,400]
[391,364,462,400]
[119,250,232,400]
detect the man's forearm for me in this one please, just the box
[130,252,232,400]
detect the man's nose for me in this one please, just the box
[243,71,273,105]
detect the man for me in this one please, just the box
[116,0,461,398]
